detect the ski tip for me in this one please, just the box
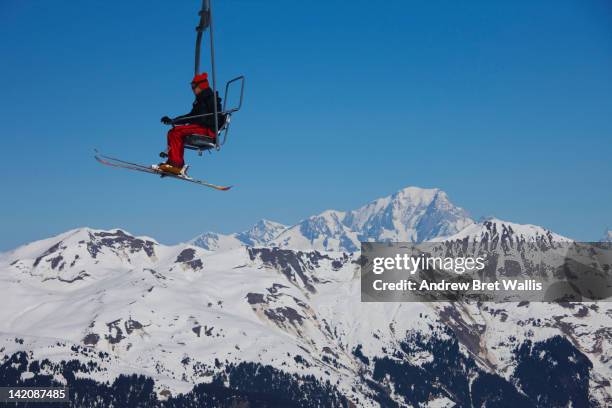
[218,185,233,191]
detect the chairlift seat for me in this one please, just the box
[183,115,232,151]
[184,133,216,151]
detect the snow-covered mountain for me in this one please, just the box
[345,187,474,242]
[190,219,287,251]
[267,187,474,252]
[271,210,360,252]
[235,219,287,246]
[6,227,162,283]
[190,231,243,252]
[433,217,572,244]
[1,188,611,407]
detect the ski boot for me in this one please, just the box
[152,162,190,177]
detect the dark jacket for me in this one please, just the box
[173,87,225,130]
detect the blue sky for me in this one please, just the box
[1,0,611,250]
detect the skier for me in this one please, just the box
[95,1,242,191]
[157,72,225,175]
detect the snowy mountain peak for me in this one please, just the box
[191,219,288,252]
[437,217,572,244]
[269,187,474,252]
[235,219,287,246]
[344,186,474,243]
[271,210,358,253]
[395,186,441,204]
[7,227,158,262]
[190,231,243,252]
[4,228,162,285]
[297,211,347,240]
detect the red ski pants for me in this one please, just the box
[167,124,215,167]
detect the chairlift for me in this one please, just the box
[181,0,245,156]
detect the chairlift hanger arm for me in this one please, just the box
[191,0,219,148]
[194,0,210,76]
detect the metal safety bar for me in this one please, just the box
[223,76,245,113]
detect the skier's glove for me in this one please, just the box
[161,116,173,125]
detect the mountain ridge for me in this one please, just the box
[1,225,609,406]
[1,186,610,406]
[190,186,579,253]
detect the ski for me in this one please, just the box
[94,150,232,191]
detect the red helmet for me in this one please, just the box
[191,72,209,88]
